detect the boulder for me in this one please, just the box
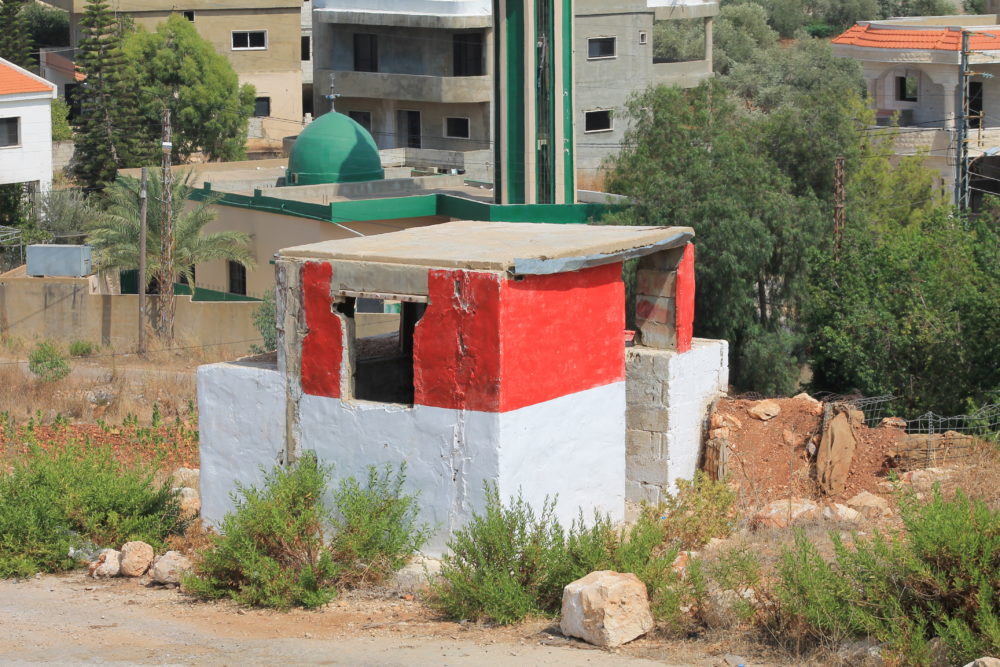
[748,400,781,421]
[89,549,121,578]
[709,426,730,440]
[149,551,192,585]
[879,416,907,429]
[846,491,892,519]
[963,658,1000,667]
[392,557,442,593]
[172,467,199,489]
[119,541,154,577]
[823,503,861,523]
[753,498,820,529]
[793,392,824,416]
[817,409,857,495]
[560,571,654,647]
[701,586,757,629]
[837,639,884,666]
[175,487,201,516]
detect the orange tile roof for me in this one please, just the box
[833,23,1000,51]
[0,59,55,96]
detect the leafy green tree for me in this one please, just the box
[33,188,98,243]
[87,171,255,300]
[24,1,69,50]
[722,0,807,38]
[814,0,878,31]
[964,0,986,13]
[713,3,778,75]
[51,98,72,142]
[606,81,824,393]
[124,15,254,163]
[0,184,29,227]
[73,0,141,191]
[0,0,32,67]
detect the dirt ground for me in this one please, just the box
[0,573,801,667]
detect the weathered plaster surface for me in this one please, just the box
[198,362,287,526]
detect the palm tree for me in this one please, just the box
[87,170,255,340]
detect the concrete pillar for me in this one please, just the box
[704,16,714,72]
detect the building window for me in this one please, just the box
[453,32,484,76]
[585,109,612,132]
[638,31,647,45]
[445,117,470,139]
[253,97,270,117]
[301,35,311,61]
[347,296,426,405]
[896,75,918,102]
[232,30,267,50]
[588,37,616,59]
[354,33,378,72]
[228,261,247,296]
[182,10,194,21]
[0,117,19,147]
[347,110,372,133]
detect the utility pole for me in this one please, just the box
[138,167,148,355]
[159,109,174,342]
[834,156,845,259]
[956,30,971,210]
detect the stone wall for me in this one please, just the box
[625,338,728,509]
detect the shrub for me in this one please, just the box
[329,463,429,586]
[185,455,427,609]
[432,486,687,626]
[28,341,70,382]
[775,489,1000,664]
[249,288,276,354]
[68,340,96,357]
[184,453,339,609]
[0,445,185,578]
[658,470,737,550]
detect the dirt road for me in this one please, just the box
[0,573,748,666]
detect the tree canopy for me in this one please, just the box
[123,15,255,163]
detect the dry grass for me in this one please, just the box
[935,443,1000,510]
[167,519,217,557]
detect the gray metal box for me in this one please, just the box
[26,245,93,277]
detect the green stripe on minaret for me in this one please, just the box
[562,0,574,202]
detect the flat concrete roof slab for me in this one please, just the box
[278,221,694,274]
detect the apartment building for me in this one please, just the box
[48,0,303,140]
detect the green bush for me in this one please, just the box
[185,455,427,609]
[249,288,276,354]
[68,340,96,357]
[28,341,70,382]
[658,470,737,550]
[431,485,687,626]
[0,445,185,578]
[330,463,429,586]
[776,489,1000,664]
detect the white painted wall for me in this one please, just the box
[662,338,729,489]
[197,362,288,526]
[0,95,54,192]
[199,363,627,555]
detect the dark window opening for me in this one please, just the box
[351,299,426,405]
[585,109,612,132]
[453,32,484,76]
[232,30,266,49]
[970,81,984,129]
[253,96,271,117]
[354,33,378,72]
[0,117,19,147]
[588,37,616,59]
[182,10,194,21]
[301,35,311,61]
[445,117,470,139]
[228,261,247,295]
[397,109,420,149]
[348,110,372,133]
[896,75,918,102]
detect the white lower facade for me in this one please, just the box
[0,96,54,193]
[198,360,625,555]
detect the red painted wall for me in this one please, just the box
[675,243,695,354]
[300,261,343,399]
[413,269,503,411]
[498,263,625,411]
[414,264,625,412]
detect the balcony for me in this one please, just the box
[319,69,490,104]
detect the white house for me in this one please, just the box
[0,58,57,195]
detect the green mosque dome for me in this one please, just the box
[287,112,385,185]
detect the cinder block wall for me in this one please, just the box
[625,338,729,508]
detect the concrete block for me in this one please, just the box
[635,295,675,326]
[627,407,669,432]
[626,480,661,505]
[626,429,659,460]
[637,321,677,350]
[636,269,676,298]
[625,373,664,407]
[638,247,684,272]
[328,259,430,296]
[627,455,670,486]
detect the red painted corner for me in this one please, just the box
[301,261,343,398]
[675,243,695,354]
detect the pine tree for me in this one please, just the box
[0,0,32,69]
[73,0,139,191]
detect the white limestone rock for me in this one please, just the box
[748,400,781,421]
[150,551,192,585]
[119,541,154,577]
[392,557,442,593]
[89,549,121,578]
[560,570,654,647]
[846,491,892,519]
